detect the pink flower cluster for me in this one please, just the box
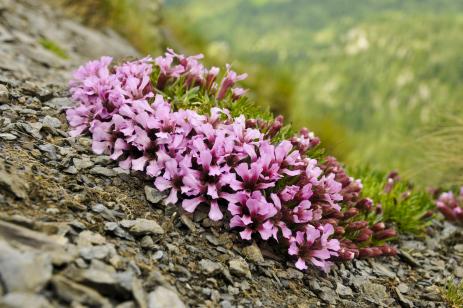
[435,188,463,223]
[66,50,397,272]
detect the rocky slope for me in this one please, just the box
[0,0,461,307]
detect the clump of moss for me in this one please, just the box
[38,38,69,59]
[442,278,463,308]
[351,168,434,234]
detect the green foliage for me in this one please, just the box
[151,65,301,146]
[38,38,69,59]
[165,0,463,184]
[406,115,463,187]
[442,278,463,308]
[351,168,434,234]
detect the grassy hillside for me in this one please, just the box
[164,0,463,185]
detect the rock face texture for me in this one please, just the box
[0,0,461,307]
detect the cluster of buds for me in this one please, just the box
[435,188,463,223]
[155,49,247,102]
[318,157,398,260]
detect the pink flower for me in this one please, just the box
[181,146,237,221]
[234,161,275,191]
[288,224,340,272]
[231,87,246,101]
[66,105,93,137]
[154,157,190,204]
[217,64,248,100]
[291,200,314,224]
[115,57,154,100]
[436,190,463,222]
[228,192,278,240]
[313,173,343,211]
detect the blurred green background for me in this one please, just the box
[163,0,463,187]
[56,0,463,188]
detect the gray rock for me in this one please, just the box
[180,214,196,232]
[38,143,57,160]
[79,244,113,260]
[90,166,116,177]
[441,222,458,241]
[0,240,52,293]
[0,292,51,308]
[454,244,463,253]
[152,250,164,261]
[132,278,148,308]
[104,222,134,240]
[229,258,252,279]
[145,185,164,204]
[199,259,223,276]
[397,283,409,294]
[63,165,78,174]
[148,286,185,308]
[46,97,73,109]
[51,275,112,307]
[454,266,463,278]
[394,287,413,308]
[73,157,94,170]
[372,262,395,278]
[62,263,131,297]
[0,132,17,140]
[116,302,137,308]
[401,240,426,251]
[242,243,264,263]
[42,115,61,128]
[140,235,155,248]
[0,84,8,103]
[336,282,353,297]
[16,122,41,139]
[0,160,28,198]
[362,282,389,305]
[286,268,304,280]
[0,220,75,265]
[76,230,106,246]
[127,218,164,236]
[319,286,338,305]
[220,300,233,308]
[92,203,123,221]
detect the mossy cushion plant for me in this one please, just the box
[66,49,400,273]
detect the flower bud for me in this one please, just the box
[375,203,383,215]
[246,119,257,128]
[322,218,338,226]
[346,220,368,231]
[356,198,373,212]
[338,248,356,261]
[371,222,385,232]
[358,247,373,258]
[310,136,320,148]
[300,127,309,138]
[370,247,383,257]
[330,210,344,220]
[373,228,397,240]
[421,210,434,219]
[342,208,359,220]
[355,228,373,242]
[455,207,463,222]
[401,191,411,201]
[334,226,345,235]
[437,204,457,221]
[380,245,397,256]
